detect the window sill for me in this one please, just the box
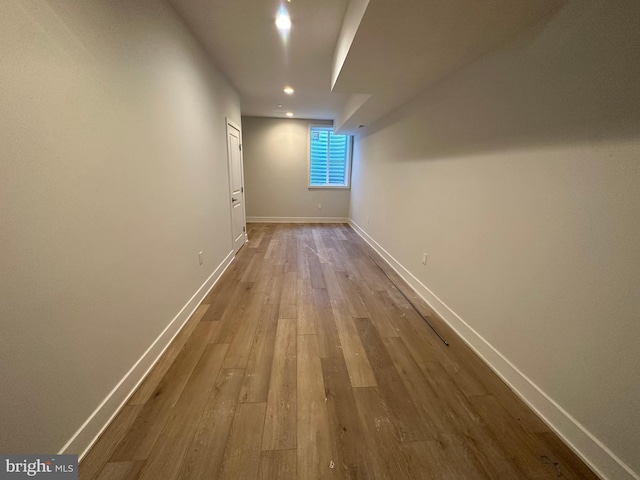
[308,185,351,190]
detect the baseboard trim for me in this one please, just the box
[246,216,348,224]
[348,219,637,480]
[60,250,235,460]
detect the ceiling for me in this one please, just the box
[169,0,564,132]
[169,0,350,120]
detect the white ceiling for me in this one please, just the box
[169,0,350,120]
[169,0,564,129]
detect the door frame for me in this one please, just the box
[225,117,247,252]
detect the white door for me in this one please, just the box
[226,119,247,253]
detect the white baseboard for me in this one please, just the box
[348,219,638,480]
[60,250,235,460]
[246,216,348,223]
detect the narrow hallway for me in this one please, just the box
[80,224,597,480]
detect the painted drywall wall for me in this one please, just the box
[242,116,350,220]
[0,0,240,454]
[349,1,640,478]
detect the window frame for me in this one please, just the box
[307,124,352,189]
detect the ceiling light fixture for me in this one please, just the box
[275,7,291,32]
[286,112,294,117]
[283,86,294,95]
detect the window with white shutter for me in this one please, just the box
[308,126,352,188]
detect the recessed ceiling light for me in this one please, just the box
[286,112,294,117]
[283,86,294,95]
[275,7,291,31]
[277,104,283,108]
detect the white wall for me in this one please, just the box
[349,1,640,479]
[242,116,350,221]
[0,0,240,455]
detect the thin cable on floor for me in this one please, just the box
[540,456,562,476]
[367,254,449,347]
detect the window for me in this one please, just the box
[309,126,352,188]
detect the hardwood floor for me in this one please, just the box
[79,223,598,480]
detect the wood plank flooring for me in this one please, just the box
[80,223,598,480]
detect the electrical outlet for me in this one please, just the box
[422,253,428,265]
[198,251,204,265]
[318,203,322,209]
